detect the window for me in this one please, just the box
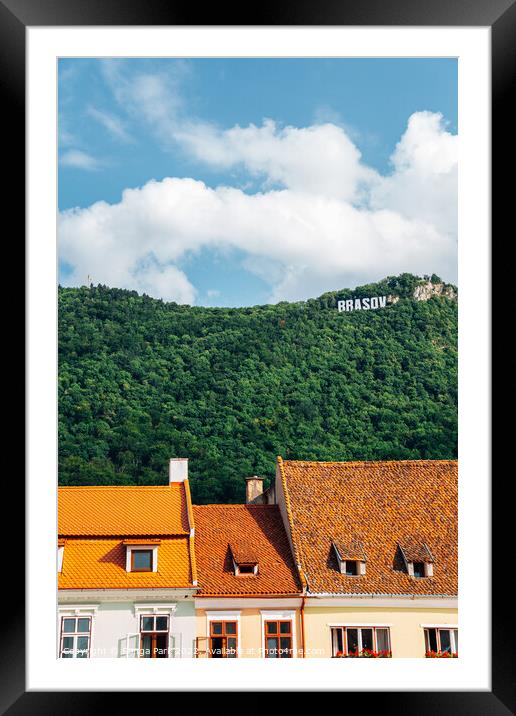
[331,627,391,657]
[413,561,425,578]
[233,560,258,576]
[345,560,358,576]
[60,616,91,658]
[229,543,259,575]
[265,620,293,658]
[125,542,159,572]
[237,564,255,574]
[399,540,434,577]
[332,541,366,575]
[209,621,238,658]
[131,549,153,572]
[424,628,458,657]
[139,614,170,658]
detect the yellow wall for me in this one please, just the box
[303,607,458,658]
[195,606,457,658]
[195,608,302,658]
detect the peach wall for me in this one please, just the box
[195,607,302,658]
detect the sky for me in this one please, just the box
[58,58,458,307]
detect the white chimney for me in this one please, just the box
[169,458,188,483]
[245,476,264,504]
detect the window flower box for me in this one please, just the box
[334,649,392,658]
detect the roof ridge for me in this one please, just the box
[281,459,457,466]
[58,533,188,538]
[193,503,278,508]
[277,456,308,591]
[58,484,177,489]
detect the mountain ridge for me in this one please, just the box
[58,273,458,503]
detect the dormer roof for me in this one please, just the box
[398,538,435,564]
[332,539,367,562]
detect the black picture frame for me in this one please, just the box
[8,0,504,710]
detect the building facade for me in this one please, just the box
[57,459,198,658]
[193,501,303,657]
[274,458,458,658]
[58,456,458,659]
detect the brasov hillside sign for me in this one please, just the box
[337,296,388,312]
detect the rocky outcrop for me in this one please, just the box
[412,281,457,302]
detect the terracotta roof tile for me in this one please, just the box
[58,537,193,589]
[58,484,190,536]
[280,458,457,596]
[193,505,301,596]
[58,482,195,589]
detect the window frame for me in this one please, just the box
[424,627,458,656]
[139,613,170,658]
[126,544,159,572]
[59,615,92,658]
[264,619,293,658]
[233,560,259,576]
[330,626,392,657]
[131,548,154,572]
[208,620,239,658]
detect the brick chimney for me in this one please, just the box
[169,458,188,483]
[245,476,264,504]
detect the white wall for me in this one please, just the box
[58,599,197,658]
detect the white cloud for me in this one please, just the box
[100,62,375,203]
[174,119,376,203]
[59,116,456,304]
[87,106,133,143]
[369,111,457,240]
[59,67,457,304]
[60,149,103,171]
[100,60,187,143]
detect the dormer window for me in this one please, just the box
[132,550,153,572]
[413,562,426,579]
[124,540,160,573]
[398,539,434,578]
[229,543,259,576]
[332,540,366,576]
[344,560,358,576]
[237,564,256,575]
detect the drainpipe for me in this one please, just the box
[300,594,306,658]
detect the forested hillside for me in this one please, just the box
[58,274,457,503]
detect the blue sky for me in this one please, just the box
[58,58,458,306]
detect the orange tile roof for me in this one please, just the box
[193,505,302,596]
[58,537,193,590]
[58,482,196,589]
[58,484,190,537]
[279,458,457,596]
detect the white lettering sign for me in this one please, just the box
[337,296,387,312]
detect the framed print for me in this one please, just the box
[9,0,506,708]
